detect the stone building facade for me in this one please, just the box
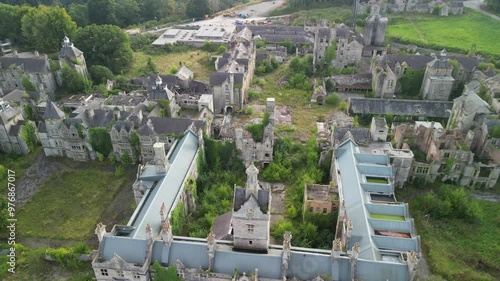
[210,27,255,113]
[303,184,339,216]
[0,51,57,95]
[333,26,363,69]
[363,5,388,47]
[58,36,88,79]
[235,98,275,166]
[0,101,30,154]
[446,90,492,133]
[232,163,271,252]
[420,50,455,101]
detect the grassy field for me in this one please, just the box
[0,150,40,194]
[249,64,341,141]
[16,166,128,240]
[370,214,406,221]
[387,9,500,58]
[398,187,500,281]
[126,50,215,80]
[287,6,354,26]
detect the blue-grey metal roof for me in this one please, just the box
[336,139,380,260]
[101,236,147,263]
[130,130,199,239]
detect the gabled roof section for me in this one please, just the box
[43,101,65,120]
[137,117,204,136]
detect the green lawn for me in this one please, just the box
[387,9,500,58]
[126,50,215,80]
[16,167,128,240]
[366,176,389,184]
[370,213,406,221]
[0,149,40,194]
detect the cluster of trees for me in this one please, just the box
[0,4,133,75]
[287,55,314,90]
[484,0,500,14]
[413,185,483,223]
[261,137,335,249]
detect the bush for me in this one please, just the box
[114,165,125,177]
[89,65,114,84]
[325,93,340,106]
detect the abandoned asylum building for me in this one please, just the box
[1,5,499,281]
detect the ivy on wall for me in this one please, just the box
[88,127,113,157]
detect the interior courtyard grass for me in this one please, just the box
[387,9,500,57]
[370,214,406,221]
[126,50,215,80]
[16,167,128,240]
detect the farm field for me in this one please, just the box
[387,9,500,57]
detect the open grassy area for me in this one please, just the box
[370,213,406,221]
[16,166,128,240]
[0,150,40,194]
[387,9,500,58]
[250,65,341,141]
[398,186,500,280]
[287,6,354,26]
[126,50,215,80]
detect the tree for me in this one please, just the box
[0,4,33,44]
[74,24,133,73]
[115,0,141,27]
[62,65,92,94]
[484,0,500,13]
[87,0,117,25]
[146,57,158,74]
[89,127,113,157]
[89,65,114,84]
[186,0,210,18]
[68,3,89,27]
[21,5,77,52]
[22,76,36,91]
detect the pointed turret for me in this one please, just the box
[43,100,65,120]
[245,162,259,198]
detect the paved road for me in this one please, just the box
[464,0,500,20]
[146,0,286,34]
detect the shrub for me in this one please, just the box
[325,93,340,106]
[114,165,125,177]
[89,65,114,84]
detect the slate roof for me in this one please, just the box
[37,121,47,133]
[334,127,371,146]
[233,187,270,213]
[77,109,114,128]
[212,212,233,241]
[130,130,199,239]
[63,118,83,129]
[113,120,133,132]
[175,66,193,81]
[43,101,65,120]
[349,98,453,118]
[486,119,500,134]
[454,91,491,114]
[0,56,50,73]
[210,72,229,86]
[137,117,204,136]
[8,124,20,136]
[386,55,433,70]
[428,58,452,69]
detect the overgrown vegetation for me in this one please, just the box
[287,55,314,90]
[245,112,270,142]
[17,167,128,240]
[170,202,186,235]
[263,137,335,249]
[20,121,39,152]
[88,127,113,157]
[398,184,500,280]
[152,261,183,281]
[187,137,245,238]
[399,68,425,98]
[255,56,279,76]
